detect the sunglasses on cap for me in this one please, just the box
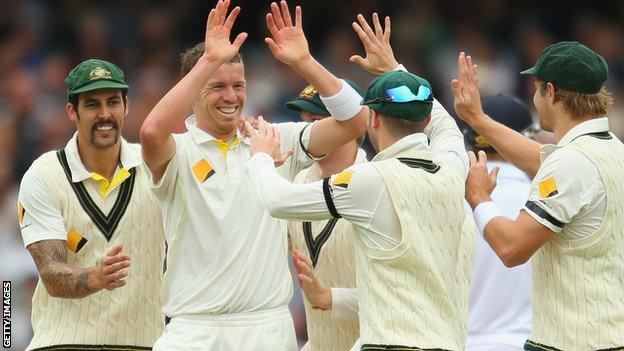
[362,85,433,105]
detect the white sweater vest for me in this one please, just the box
[530,133,624,350]
[27,150,165,350]
[289,166,359,351]
[356,151,474,350]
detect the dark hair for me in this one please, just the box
[180,42,244,76]
[68,90,128,108]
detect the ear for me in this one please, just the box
[123,95,129,117]
[371,110,381,129]
[66,102,79,123]
[546,82,557,103]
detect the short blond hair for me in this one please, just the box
[538,79,613,117]
[180,42,243,76]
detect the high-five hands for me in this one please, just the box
[244,116,293,167]
[465,150,500,209]
[292,249,332,311]
[451,52,486,126]
[264,1,312,66]
[203,0,248,63]
[350,13,399,75]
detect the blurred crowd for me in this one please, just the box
[1,0,622,349]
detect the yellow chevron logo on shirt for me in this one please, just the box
[67,229,88,253]
[538,176,558,198]
[17,202,25,224]
[192,159,216,183]
[332,170,354,188]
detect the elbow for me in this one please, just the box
[498,247,530,268]
[40,278,62,298]
[140,120,162,147]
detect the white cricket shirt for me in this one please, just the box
[153,116,314,317]
[524,118,608,239]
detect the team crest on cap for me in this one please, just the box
[299,85,317,100]
[89,67,112,81]
[474,135,491,148]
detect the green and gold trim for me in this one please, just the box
[57,149,135,241]
[397,157,440,173]
[303,218,339,268]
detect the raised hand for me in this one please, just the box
[244,116,293,167]
[350,13,399,75]
[292,249,332,310]
[265,1,311,66]
[204,0,248,63]
[93,244,131,291]
[465,150,500,209]
[451,52,485,126]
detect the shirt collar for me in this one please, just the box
[556,117,609,146]
[371,133,430,162]
[185,115,250,146]
[64,132,142,183]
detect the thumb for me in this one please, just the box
[265,37,279,55]
[242,121,255,138]
[349,55,367,67]
[233,32,248,50]
[450,79,462,100]
[490,166,500,185]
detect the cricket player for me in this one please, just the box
[285,79,366,351]
[463,94,534,351]
[453,42,624,350]
[17,59,164,350]
[140,1,368,349]
[246,70,475,350]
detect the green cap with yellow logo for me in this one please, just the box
[362,71,433,122]
[520,41,608,94]
[65,59,129,98]
[286,79,364,116]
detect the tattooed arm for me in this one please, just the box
[27,240,131,299]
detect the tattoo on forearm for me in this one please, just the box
[27,240,94,298]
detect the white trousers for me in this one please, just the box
[153,307,297,351]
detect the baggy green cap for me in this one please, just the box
[520,41,608,94]
[286,79,364,116]
[361,71,433,121]
[65,59,129,98]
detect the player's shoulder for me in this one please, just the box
[29,150,62,171]
[541,146,598,177]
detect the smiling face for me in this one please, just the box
[67,88,127,149]
[194,62,246,138]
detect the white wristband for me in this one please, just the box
[319,79,363,121]
[393,63,407,72]
[473,201,502,236]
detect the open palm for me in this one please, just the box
[204,0,247,63]
[265,1,311,65]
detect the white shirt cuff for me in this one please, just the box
[330,287,359,320]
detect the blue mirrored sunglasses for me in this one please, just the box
[362,85,432,105]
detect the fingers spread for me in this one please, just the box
[224,6,241,30]
[357,13,376,41]
[468,151,477,167]
[490,166,500,184]
[233,32,248,49]
[352,22,372,48]
[270,2,285,29]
